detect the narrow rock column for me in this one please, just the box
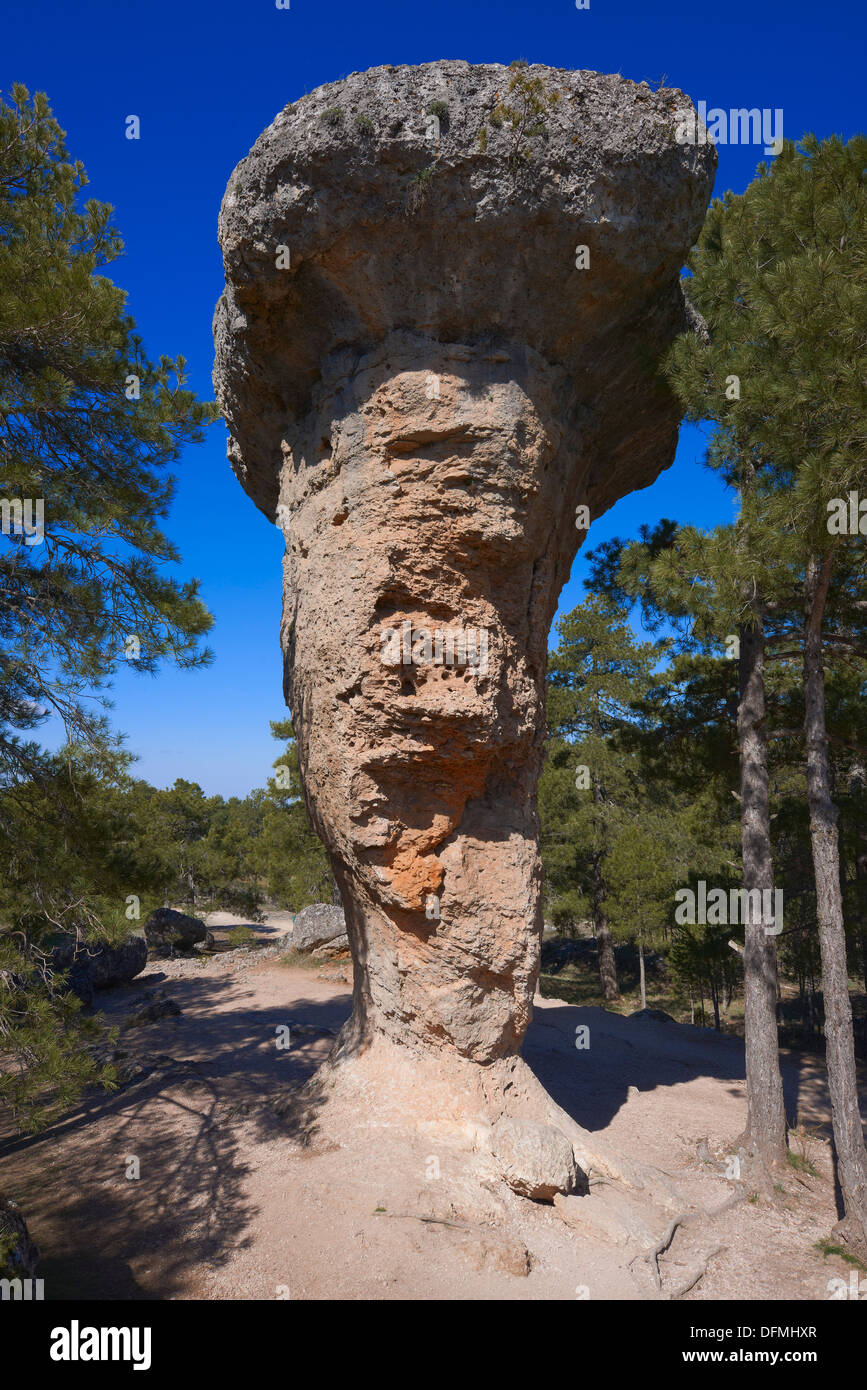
[283,339,577,1065]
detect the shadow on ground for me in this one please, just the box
[523,999,863,1146]
[2,960,862,1298]
[0,968,351,1299]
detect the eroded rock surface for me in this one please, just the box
[214,62,714,1157]
[290,903,347,952]
[491,1116,578,1200]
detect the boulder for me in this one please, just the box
[144,907,207,952]
[490,1117,577,1201]
[290,904,347,953]
[51,932,147,994]
[311,933,350,959]
[62,958,94,1009]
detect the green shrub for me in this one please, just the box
[227,925,257,948]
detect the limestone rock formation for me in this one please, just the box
[490,1116,578,1200]
[290,903,347,952]
[144,908,207,953]
[214,61,714,1194]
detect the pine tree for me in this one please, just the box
[666,134,867,1249]
[589,513,790,1164]
[0,85,216,1131]
[254,719,334,910]
[0,86,216,781]
[543,594,662,1000]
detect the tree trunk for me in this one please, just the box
[804,554,867,1256]
[638,936,646,1010]
[738,617,788,1165]
[595,908,620,1004]
[710,976,720,1031]
[857,845,867,995]
[591,780,619,1002]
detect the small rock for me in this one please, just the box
[122,998,182,1030]
[284,1018,337,1038]
[290,904,347,953]
[311,933,350,959]
[450,1224,530,1277]
[490,1117,577,1201]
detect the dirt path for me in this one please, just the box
[1,939,862,1301]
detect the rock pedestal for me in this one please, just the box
[214,61,714,1181]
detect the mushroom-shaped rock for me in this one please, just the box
[213,61,714,1176]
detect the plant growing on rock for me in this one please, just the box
[425,99,449,131]
[485,64,561,163]
[406,163,437,214]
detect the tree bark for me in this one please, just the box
[857,843,867,995]
[738,617,788,1165]
[595,900,620,1004]
[638,936,646,1010]
[710,976,720,1032]
[804,554,867,1256]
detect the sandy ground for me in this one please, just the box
[2,917,864,1302]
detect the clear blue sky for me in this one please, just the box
[5,0,864,796]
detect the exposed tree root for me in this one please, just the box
[647,1213,686,1289]
[669,1245,726,1299]
[643,1189,744,1294]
